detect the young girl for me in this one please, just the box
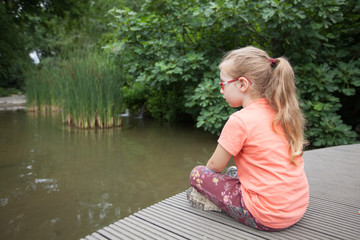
[188,46,309,231]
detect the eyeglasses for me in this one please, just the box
[219,76,253,90]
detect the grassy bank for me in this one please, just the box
[25,51,123,128]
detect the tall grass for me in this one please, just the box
[25,50,123,128]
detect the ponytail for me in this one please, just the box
[265,57,306,164]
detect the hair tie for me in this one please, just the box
[269,58,276,67]
[270,58,276,67]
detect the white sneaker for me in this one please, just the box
[226,166,238,178]
[186,187,223,212]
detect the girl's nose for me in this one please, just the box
[220,88,224,94]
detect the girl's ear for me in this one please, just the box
[238,77,251,92]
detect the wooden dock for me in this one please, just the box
[81,144,360,240]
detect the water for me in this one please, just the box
[0,111,218,240]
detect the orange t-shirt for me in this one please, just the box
[218,98,309,229]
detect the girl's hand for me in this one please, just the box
[206,144,232,172]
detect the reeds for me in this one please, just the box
[25,50,123,128]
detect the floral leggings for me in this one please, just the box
[189,165,285,231]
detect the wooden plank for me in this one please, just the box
[309,194,359,208]
[115,216,185,240]
[107,225,142,240]
[109,222,156,240]
[82,237,98,240]
[91,232,108,240]
[151,202,263,240]
[307,199,359,224]
[299,213,358,239]
[163,195,282,239]
[81,144,360,240]
[97,229,118,239]
[139,206,236,240]
[166,193,339,240]
[310,189,360,207]
[103,226,129,239]
[135,209,199,239]
[135,203,261,240]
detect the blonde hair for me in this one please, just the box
[220,46,306,164]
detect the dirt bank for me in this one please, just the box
[0,94,26,111]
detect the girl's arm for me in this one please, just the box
[206,144,232,172]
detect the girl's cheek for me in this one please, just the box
[226,94,242,108]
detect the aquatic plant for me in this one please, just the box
[25,50,123,128]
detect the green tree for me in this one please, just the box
[1,0,90,90]
[256,0,360,146]
[0,3,30,89]
[1,0,143,92]
[107,0,359,147]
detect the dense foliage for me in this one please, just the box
[107,0,360,147]
[0,0,142,91]
[1,0,88,90]
[3,0,359,145]
[0,3,29,90]
[2,0,142,128]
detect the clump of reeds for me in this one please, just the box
[25,50,123,129]
[25,58,59,112]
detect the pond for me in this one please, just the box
[0,111,218,240]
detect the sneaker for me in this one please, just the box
[225,166,238,178]
[186,187,223,212]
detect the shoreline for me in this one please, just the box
[0,94,27,111]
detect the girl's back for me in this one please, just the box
[219,98,309,229]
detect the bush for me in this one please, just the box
[107,0,360,147]
[0,87,22,97]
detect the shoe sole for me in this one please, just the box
[187,187,223,212]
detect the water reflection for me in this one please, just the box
[0,111,218,239]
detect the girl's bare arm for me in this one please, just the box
[206,144,232,172]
